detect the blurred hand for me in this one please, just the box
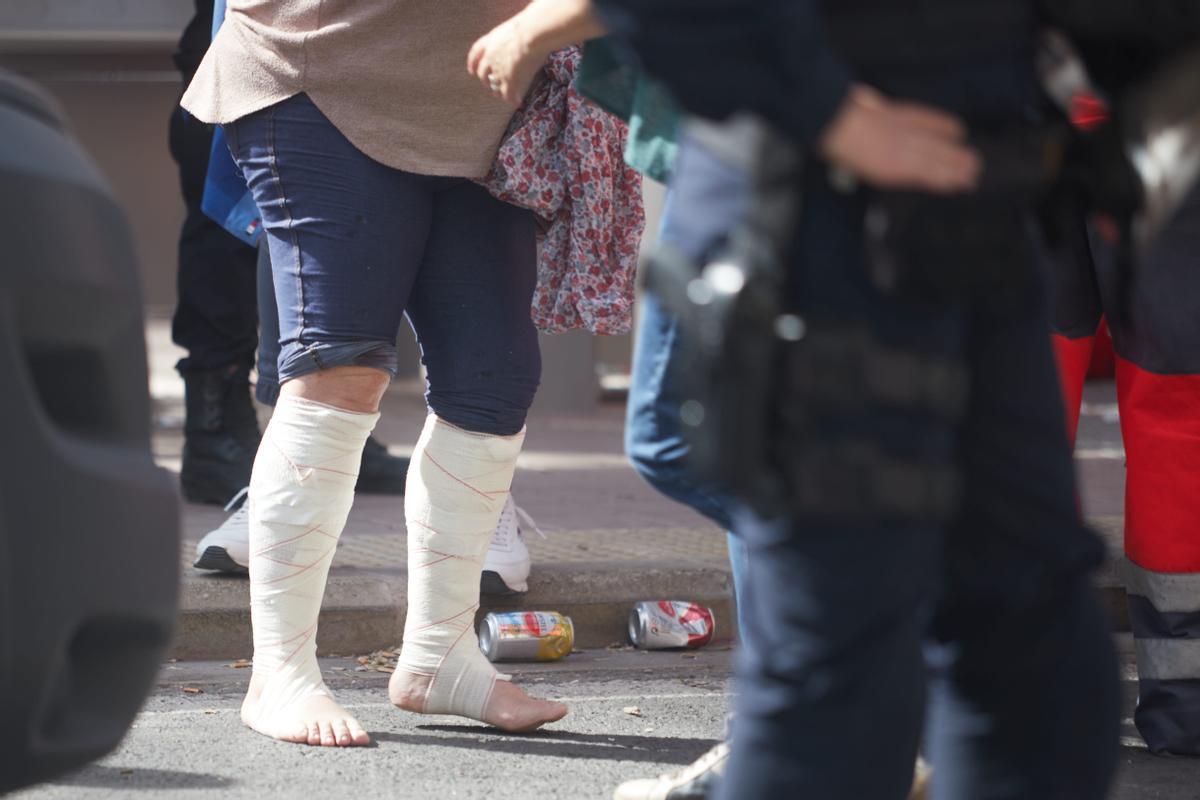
[467,16,549,107]
[819,85,982,193]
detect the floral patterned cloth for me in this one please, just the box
[479,46,645,335]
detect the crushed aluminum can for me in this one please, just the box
[479,611,575,663]
[628,601,716,649]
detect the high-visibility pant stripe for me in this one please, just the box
[1133,637,1200,682]
[1125,560,1200,753]
[1125,560,1200,613]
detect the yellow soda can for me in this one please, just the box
[478,611,575,662]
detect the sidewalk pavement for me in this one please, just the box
[147,319,1131,660]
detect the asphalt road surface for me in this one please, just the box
[13,650,732,800]
[13,645,1200,799]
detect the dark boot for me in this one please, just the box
[357,436,410,494]
[180,365,261,504]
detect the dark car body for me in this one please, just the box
[0,70,179,793]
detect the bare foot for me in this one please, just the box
[388,669,568,733]
[242,671,371,747]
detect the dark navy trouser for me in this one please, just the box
[224,93,540,436]
[169,0,258,375]
[657,146,1124,799]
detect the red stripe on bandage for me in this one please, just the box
[257,545,337,585]
[410,604,479,634]
[253,524,332,557]
[424,453,497,501]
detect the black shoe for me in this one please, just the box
[356,436,409,494]
[180,365,261,505]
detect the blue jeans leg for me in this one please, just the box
[625,136,754,640]
[254,239,281,406]
[725,531,749,626]
[625,293,734,531]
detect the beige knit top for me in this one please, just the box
[181,0,528,178]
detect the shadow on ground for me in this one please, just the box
[51,765,235,790]
[367,724,718,765]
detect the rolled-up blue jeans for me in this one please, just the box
[254,240,282,406]
[224,93,540,436]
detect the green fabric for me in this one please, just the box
[577,37,680,183]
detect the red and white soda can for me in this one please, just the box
[628,600,716,649]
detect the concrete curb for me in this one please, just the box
[171,516,1130,660]
[172,561,735,661]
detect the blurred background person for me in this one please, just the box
[1053,197,1200,756]
[596,1,1123,797]
[472,2,933,797]
[169,0,260,507]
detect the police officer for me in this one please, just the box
[594,2,1122,798]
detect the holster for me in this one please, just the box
[644,117,971,523]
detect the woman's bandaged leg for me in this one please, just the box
[246,395,378,731]
[398,415,524,717]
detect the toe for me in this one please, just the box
[347,718,371,746]
[319,720,337,747]
[284,722,310,744]
[307,721,322,746]
[332,719,353,747]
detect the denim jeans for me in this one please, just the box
[224,93,540,436]
[253,240,281,405]
[625,137,755,637]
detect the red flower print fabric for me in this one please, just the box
[480,47,645,335]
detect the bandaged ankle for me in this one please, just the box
[398,415,525,718]
[247,395,378,718]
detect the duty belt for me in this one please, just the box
[779,321,970,422]
[784,442,960,523]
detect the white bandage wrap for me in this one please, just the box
[399,415,525,718]
[246,395,378,727]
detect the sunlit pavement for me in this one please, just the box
[54,321,1178,798]
[11,644,1200,799]
[15,650,733,800]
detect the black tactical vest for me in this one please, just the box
[823,0,1041,126]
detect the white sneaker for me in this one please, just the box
[193,488,541,591]
[480,496,542,595]
[193,487,250,573]
[613,741,728,800]
[613,745,930,800]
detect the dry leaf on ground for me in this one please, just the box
[358,648,401,674]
